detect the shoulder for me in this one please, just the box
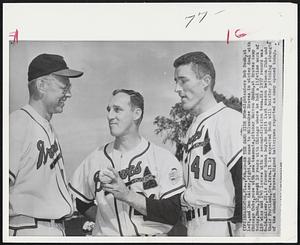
[212,107,242,142]
[81,142,113,166]
[151,142,174,156]
[224,106,241,117]
[150,142,179,163]
[10,108,33,137]
[214,106,242,128]
[10,108,31,126]
[212,105,241,119]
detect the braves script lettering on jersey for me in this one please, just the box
[9,105,74,234]
[70,137,185,236]
[181,102,242,236]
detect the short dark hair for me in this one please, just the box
[173,51,216,89]
[112,89,144,126]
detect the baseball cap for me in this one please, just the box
[28,53,83,81]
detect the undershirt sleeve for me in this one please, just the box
[230,156,242,223]
[145,193,182,225]
[76,198,95,215]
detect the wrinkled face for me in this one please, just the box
[174,63,207,114]
[106,93,137,137]
[42,74,72,115]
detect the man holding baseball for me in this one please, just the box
[69,89,185,236]
[9,53,83,236]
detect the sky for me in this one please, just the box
[9,41,243,178]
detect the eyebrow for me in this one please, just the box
[174,76,188,82]
[63,84,71,88]
[107,104,123,110]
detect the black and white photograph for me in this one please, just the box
[2,3,297,243]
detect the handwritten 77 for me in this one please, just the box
[185,10,225,28]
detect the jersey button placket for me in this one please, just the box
[118,152,129,235]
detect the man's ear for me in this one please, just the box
[133,108,142,122]
[202,74,212,90]
[36,78,48,94]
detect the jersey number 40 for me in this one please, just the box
[191,156,216,181]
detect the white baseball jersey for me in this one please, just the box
[9,104,74,220]
[70,137,185,236]
[181,102,242,219]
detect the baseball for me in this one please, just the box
[99,169,113,184]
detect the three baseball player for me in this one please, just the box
[173,51,242,236]
[9,51,242,237]
[69,89,185,236]
[9,54,83,236]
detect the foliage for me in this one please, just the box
[153,91,242,161]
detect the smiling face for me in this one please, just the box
[174,63,209,114]
[106,92,138,137]
[42,74,72,115]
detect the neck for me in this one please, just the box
[29,98,52,121]
[114,131,141,152]
[192,91,218,116]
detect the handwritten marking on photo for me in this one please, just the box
[9,29,19,44]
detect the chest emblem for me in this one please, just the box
[118,161,142,180]
[36,140,61,169]
[184,128,211,163]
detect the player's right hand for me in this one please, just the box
[99,169,114,184]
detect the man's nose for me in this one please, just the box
[64,87,72,98]
[174,82,182,93]
[107,110,115,120]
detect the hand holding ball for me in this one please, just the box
[99,169,114,184]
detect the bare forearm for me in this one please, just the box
[122,190,147,216]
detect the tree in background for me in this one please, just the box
[153,91,242,161]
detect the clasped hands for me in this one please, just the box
[100,167,130,202]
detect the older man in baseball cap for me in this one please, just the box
[9,53,83,236]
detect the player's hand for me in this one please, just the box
[99,169,114,184]
[101,167,130,202]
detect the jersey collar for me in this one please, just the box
[22,104,51,129]
[114,137,148,154]
[191,102,226,129]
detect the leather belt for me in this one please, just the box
[35,218,64,224]
[185,206,207,221]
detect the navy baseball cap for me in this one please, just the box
[28,53,83,81]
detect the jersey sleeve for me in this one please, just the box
[230,157,242,223]
[69,155,95,204]
[146,193,181,225]
[9,112,30,185]
[216,109,243,171]
[154,147,185,200]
